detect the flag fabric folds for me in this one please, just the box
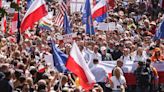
[63,12,72,34]
[9,12,18,35]
[66,42,96,90]
[1,15,7,34]
[51,40,68,73]
[38,12,53,31]
[82,0,95,35]
[154,20,164,40]
[92,0,107,22]
[21,0,48,33]
[53,13,64,27]
[54,0,68,27]
[38,22,52,31]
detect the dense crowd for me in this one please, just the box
[0,0,164,92]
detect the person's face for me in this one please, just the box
[117,61,123,67]
[22,84,30,92]
[118,46,123,51]
[155,51,160,56]
[108,43,114,48]
[155,40,160,45]
[1,40,6,46]
[123,49,129,55]
[146,62,151,66]
[65,46,71,52]
[93,46,99,53]
[137,48,143,56]
[11,45,17,51]
[130,45,135,52]
[101,50,106,55]
[87,45,93,51]
[150,25,155,29]
[26,41,31,47]
[62,78,68,85]
[125,32,130,37]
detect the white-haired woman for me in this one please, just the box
[110,67,127,92]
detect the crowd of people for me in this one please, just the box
[0,0,164,92]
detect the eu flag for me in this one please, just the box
[95,13,107,22]
[51,40,68,73]
[63,12,72,34]
[82,0,95,35]
[154,20,164,40]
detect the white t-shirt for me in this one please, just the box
[88,52,102,68]
[120,55,134,63]
[133,51,148,62]
[110,76,126,91]
[91,64,108,82]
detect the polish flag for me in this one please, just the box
[66,42,96,90]
[92,0,107,19]
[9,12,18,35]
[1,16,7,33]
[21,0,48,33]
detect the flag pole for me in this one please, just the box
[106,0,109,18]
[16,9,21,44]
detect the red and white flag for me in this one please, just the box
[92,0,107,19]
[9,12,18,35]
[93,0,115,10]
[66,42,96,90]
[1,15,7,33]
[21,0,48,33]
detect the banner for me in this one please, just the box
[100,61,164,85]
[56,33,77,43]
[97,22,116,31]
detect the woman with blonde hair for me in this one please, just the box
[110,67,127,92]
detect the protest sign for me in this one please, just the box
[63,33,73,43]
[97,22,117,31]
